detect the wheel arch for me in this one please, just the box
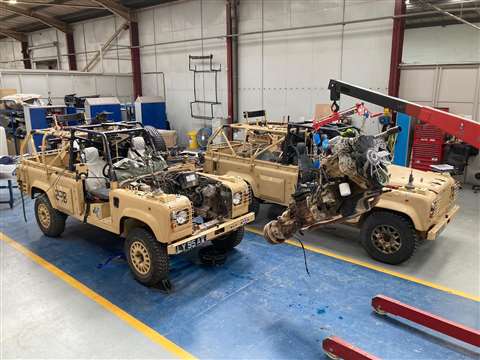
[30,183,52,201]
[360,207,415,228]
[224,172,257,197]
[362,196,426,231]
[120,217,155,239]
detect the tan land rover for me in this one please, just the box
[203,122,459,265]
[16,122,254,287]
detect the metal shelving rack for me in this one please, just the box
[189,54,221,120]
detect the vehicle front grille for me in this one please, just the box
[433,191,453,219]
[243,189,250,206]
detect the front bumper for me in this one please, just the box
[167,211,255,255]
[425,205,460,240]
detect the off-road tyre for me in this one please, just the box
[212,227,245,252]
[248,185,260,216]
[34,194,67,237]
[145,125,167,152]
[125,227,169,286]
[361,211,417,265]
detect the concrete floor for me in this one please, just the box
[253,187,480,297]
[0,240,173,359]
[0,186,478,358]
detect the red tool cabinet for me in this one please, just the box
[411,123,445,171]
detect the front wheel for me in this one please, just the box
[125,228,169,286]
[360,211,417,265]
[34,194,67,237]
[212,227,244,252]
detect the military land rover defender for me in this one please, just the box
[16,122,254,287]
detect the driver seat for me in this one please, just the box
[84,147,110,201]
[128,136,146,161]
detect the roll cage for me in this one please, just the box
[23,122,159,184]
[64,122,158,182]
[207,122,359,166]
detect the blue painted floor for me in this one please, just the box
[1,198,479,359]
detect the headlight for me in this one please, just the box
[172,210,188,225]
[233,192,242,205]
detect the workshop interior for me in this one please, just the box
[0,0,479,359]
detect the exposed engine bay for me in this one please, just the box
[117,159,233,223]
[154,171,233,221]
[264,126,398,244]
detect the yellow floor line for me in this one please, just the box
[245,226,480,302]
[0,232,196,360]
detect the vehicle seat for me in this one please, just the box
[128,136,146,160]
[84,147,109,201]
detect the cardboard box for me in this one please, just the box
[0,88,16,98]
[0,88,17,110]
[158,130,177,148]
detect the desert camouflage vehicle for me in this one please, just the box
[16,122,254,287]
[203,122,459,264]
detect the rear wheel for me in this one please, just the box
[125,227,169,286]
[34,194,67,237]
[361,211,417,265]
[212,227,244,252]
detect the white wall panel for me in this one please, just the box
[0,39,23,69]
[437,68,478,103]
[0,74,21,90]
[399,68,435,103]
[29,28,68,70]
[95,75,116,97]
[400,65,479,120]
[237,0,394,129]
[20,75,50,96]
[73,76,96,96]
[12,15,132,74]
[48,74,75,98]
[0,70,133,103]
[137,0,227,143]
[403,23,480,64]
[291,0,343,27]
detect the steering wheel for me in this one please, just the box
[102,156,123,178]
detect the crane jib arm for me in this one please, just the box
[328,79,480,149]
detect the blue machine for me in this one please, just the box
[66,106,78,115]
[393,112,412,166]
[84,97,121,122]
[24,104,66,149]
[134,96,167,129]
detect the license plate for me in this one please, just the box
[175,235,207,254]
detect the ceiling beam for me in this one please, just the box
[0,3,70,33]
[425,1,480,30]
[0,28,27,42]
[0,0,104,9]
[90,0,132,21]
